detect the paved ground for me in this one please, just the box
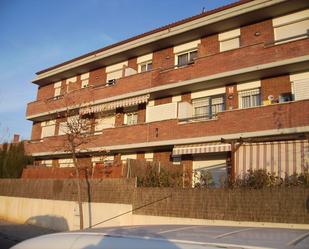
[0,220,55,249]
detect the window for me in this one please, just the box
[219,28,240,52]
[106,61,128,84]
[54,81,62,98]
[125,112,138,125]
[41,160,52,167]
[238,88,261,108]
[58,159,74,168]
[92,156,114,167]
[95,113,115,133]
[140,61,152,72]
[290,71,309,101]
[137,53,153,73]
[177,50,197,67]
[173,39,200,67]
[144,152,154,162]
[58,121,68,136]
[192,95,225,119]
[121,153,137,164]
[106,70,122,84]
[273,9,309,44]
[81,79,89,88]
[172,156,181,165]
[41,120,56,138]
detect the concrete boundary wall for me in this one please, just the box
[0,196,133,231]
[0,179,309,229]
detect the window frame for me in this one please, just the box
[192,94,225,120]
[218,28,240,52]
[125,111,138,125]
[272,9,309,45]
[81,79,89,88]
[175,49,198,67]
[41,120,56,138]
[238,88,261,109]
[138,60,153,73]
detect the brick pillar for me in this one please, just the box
[114,154,122,166]
[128,57,138,71]
[181,92,191,103]
[137,152,145,160]
[200,34,219,56]
[137,103,146,124]
[226,84,238,110]
[181,155,193,188]
[115,108,124,127]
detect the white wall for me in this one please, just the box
[0,196,132,231]
[146,102,178,122]
[1,196,308,231]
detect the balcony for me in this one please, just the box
[25,99,309,156]
[26,70,155,118]
[26,38,309,119]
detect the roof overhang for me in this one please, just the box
[32,0,309,86]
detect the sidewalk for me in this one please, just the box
[0,220,55,249]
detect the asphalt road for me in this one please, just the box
[0,220,55,249]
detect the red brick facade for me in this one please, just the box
[25,2,309,180]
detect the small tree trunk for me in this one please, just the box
[72,150,84,230]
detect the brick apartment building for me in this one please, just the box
[25,0,309,184]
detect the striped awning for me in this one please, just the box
[173,143,231,155]
[80,94,150,115]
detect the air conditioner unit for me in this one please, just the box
[106,79,116,86]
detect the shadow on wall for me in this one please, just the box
[25,215,69,232]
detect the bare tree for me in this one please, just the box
[57,90,109,230]
[62,111,92,230]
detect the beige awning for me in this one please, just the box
[173,143,231,155]
[80,94,150,115]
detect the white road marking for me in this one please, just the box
[287,231,309,246]
[215,227,256,239]
[158,225,197,234]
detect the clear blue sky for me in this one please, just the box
[0,0,236,141]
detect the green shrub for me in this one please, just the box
[193,170,215,188]
[0,142,32,178]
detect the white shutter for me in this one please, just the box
[173,40,200,54]
[106,70,123,81]
[95,115,115,131]
[41,124,56,138]
[58,122,68,135]
[178,102,193,119]
[121,154,137,161]
[273,9,309,43]
[274,19,309,42]
[290,71,309,100]
[220,37,240,52]
[137,53,153,64]
[146,102,178,122]
[219,28,240,52]
[58,159,74,168]
[293,79,309,100]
